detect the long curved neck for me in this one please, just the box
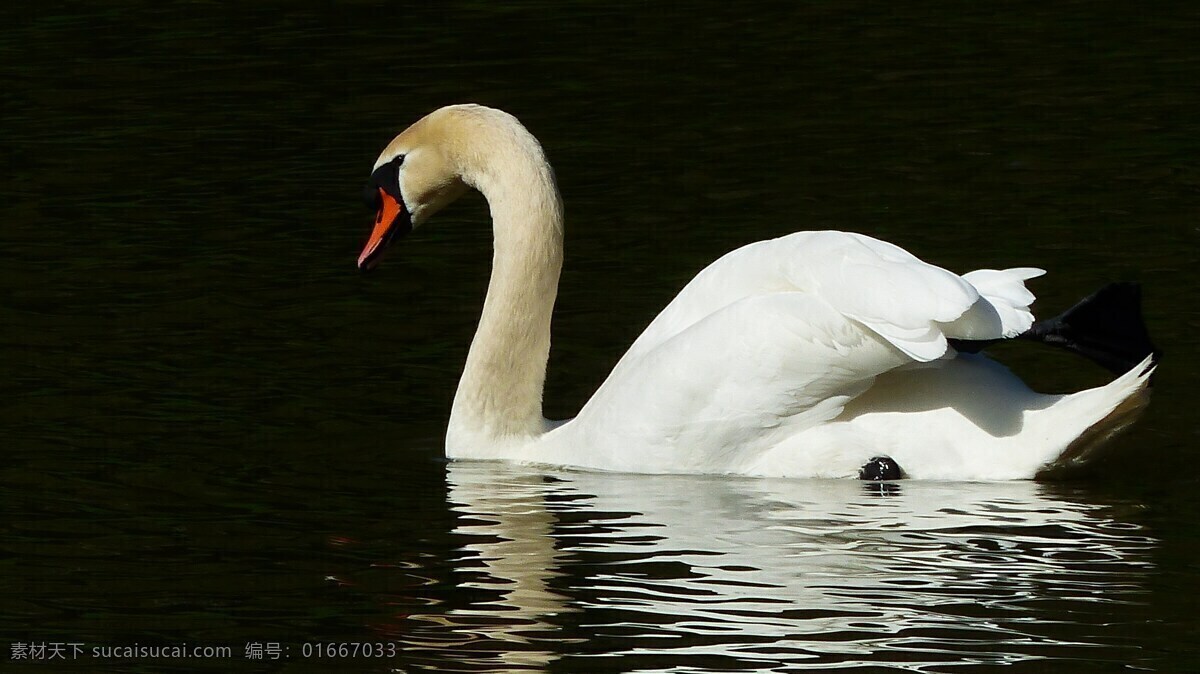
[447,119,564,452]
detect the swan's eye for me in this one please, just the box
[365,154,406,208]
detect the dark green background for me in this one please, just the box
[3,1,1197,672]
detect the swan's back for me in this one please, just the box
[623,231,1038,363]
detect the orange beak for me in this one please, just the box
[358,188,411,271]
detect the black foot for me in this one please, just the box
[859,456,904,481]
[949,282,1159,379]
[1021,282,1159,375]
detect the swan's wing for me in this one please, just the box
[564,290,911,473]
[548,231,1047,473]
[958,267,1045,337]
[623,231,1042,362]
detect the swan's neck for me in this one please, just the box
[448,125,563,452]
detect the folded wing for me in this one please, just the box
[561,231,1045,472]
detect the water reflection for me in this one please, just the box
[434,463,1155,672]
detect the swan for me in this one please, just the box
[356,104,1157,480]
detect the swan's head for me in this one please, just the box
[358,108,472,270]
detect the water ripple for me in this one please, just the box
[385,465,1164,672]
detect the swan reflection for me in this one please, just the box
[431,464,1154,672]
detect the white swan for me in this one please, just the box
[357,104,1156,480]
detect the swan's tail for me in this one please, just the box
[1036,353,1156,475]
[1020,282,1159,377]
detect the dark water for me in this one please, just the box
[3,1,1199,672]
